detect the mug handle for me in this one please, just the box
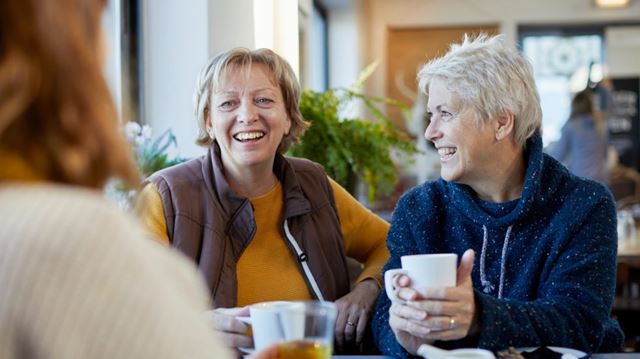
[384,268,408,303]
[236,316,252,325]
[235,316,254,353]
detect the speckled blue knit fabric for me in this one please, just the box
[372,133,624,357]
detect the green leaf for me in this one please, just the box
[289,72,419,204]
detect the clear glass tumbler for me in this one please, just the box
[276,301,337,359]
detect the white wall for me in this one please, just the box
[142,0,210,158]
[103,0,122,119]
[208,0,255,57]
[143,0,302,159]
[606,26,640,78]
[326,0,365,89]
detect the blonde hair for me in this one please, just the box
[417,34,542,147]
[193,48,308,153]
[0,0,138,188]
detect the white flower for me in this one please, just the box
[141,125,152,140]
[134,136,146,147]
[124,121,142,141]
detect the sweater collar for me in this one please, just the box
[448,132,546,226]
[206,141,311,219]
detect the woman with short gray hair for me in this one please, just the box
[373,34,622,356]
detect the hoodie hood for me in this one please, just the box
[446,132,560,227]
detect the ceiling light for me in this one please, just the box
[594,0,630,8]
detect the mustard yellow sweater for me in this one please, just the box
[136,177,389,306]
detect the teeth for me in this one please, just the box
[234,132,264,141]
[438,147,456,157]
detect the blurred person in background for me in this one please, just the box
[135,47,389,355]
[547,89,609,185]
[0,0,274,358]
[372,34,622,357]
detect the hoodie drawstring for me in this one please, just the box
[479,224,513,299]
[479,225,494,294]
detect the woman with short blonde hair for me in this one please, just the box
[137,47,390,356]
[193,47,308,152]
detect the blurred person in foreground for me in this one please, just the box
[372,34,623,357]
[547,89,609,185]
[0,0,275,358]
[135,47,389,354]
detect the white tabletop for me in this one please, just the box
[333,354,640,358]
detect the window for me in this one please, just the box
[103,0,142,123]
[519,26,604,145]
[299,0,328,91]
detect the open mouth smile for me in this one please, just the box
[233,131,265,142]
[437,147,457,161]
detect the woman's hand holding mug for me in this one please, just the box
[207,306,253,355]
[386,250,476,354]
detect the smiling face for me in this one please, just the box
[425,77,498,187]
[208,63,291,176]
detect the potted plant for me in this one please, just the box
[289,65,418,204]
[105,123,185,209]
[123,122,185,178]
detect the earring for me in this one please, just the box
[208,129,215,139]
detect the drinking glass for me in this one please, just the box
[618,209,637,243]
[276,301,337,359]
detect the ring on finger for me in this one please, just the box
[346,320,356,328]
[448,316,455,330]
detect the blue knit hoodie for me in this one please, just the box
[372,133,624,357]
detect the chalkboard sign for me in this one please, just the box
[608,78,640,170]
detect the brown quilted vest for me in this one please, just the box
[147,143,351,308]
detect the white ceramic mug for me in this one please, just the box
[384,253,457,302]
[236,301,298,351]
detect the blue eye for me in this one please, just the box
[440,111,454,121]
[256,98,273,105]
[219,100,233,109]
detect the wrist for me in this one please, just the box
[467,292,481,337]
[404,338,434,356]
[355,277,380,292]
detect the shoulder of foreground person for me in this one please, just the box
[0,184,232,359]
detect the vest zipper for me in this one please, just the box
[282,219,325,301]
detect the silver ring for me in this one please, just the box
[448,317,455,330]
[346,320,356,327]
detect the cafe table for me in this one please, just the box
[618,239,640,265]
[333,354,640,358]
